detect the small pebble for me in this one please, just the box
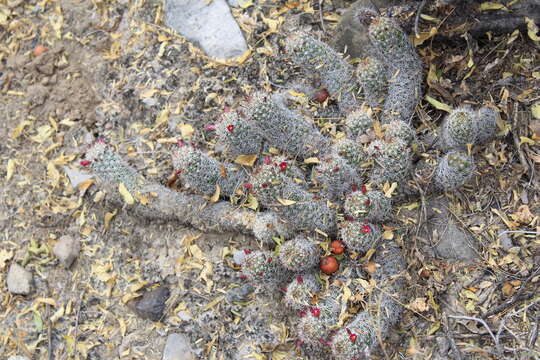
[53,235,81,268]
[7,263,33,295]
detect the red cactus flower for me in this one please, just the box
[296,275,303,283]
[227,124,235,132]
[80,160,92,166]
[361,225,372,233]
[361,184,368,194]
[279,161,287,171]
[310,307,321,317]
[349,333,358,342]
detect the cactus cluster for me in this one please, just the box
[83,8,500,359]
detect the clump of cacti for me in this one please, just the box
[82,6,502,359]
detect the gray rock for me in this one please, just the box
[424,198,478,262]
[128,286,170,321]
[163,333,194,360]
[53,235,81,268]
[165,0,248,60]
[6,263,33,295]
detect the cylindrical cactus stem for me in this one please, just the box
[279,235,321,272]
[344,107,373,138]
[331,312,377,360]
[286,33,359,115]
[85,141,144,193]
[241,250,286,285]
[440,106,478,150]
[311,153,359,202]
[475,106,499,144]
[434,151,476,191]
[246,92,328,158]
[339,221,381,253]
[332,138,367,169]
[215,111,263,158]
[284,274,321,310]
[344,189,392,222]
[384,120,416,145]
[356,56,387,107]
[368,139,412,184]
[297,307,339,349]
[252,211,294,246]
[172,144,248,197]
[366,16,423,123]
[84,142,256,234]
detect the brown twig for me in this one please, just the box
[443,314,464,360]
[448,314,502,357]
[46,280,53,360]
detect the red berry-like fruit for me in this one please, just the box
[349,333,358,342]
[227,124,235,132]
[80,160,91,166]
[320,256,339,274]
[279,161,287,171]
[330,240,345,255]
[310,307,321,317]
[312,89,330,103]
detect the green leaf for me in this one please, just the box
[425,95,452,113]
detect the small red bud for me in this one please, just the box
[267,257,273,263]
[365,199,371,206]
[227,124,235,132]
[243,183,253,189]
[80,160,92,166]
[263,156,271,165]
[96,138,106,143]
[239,275,247,279]
[205,124,216,131]
[299,310,307,317]
[177,139,186,147]
[332,167,340,172]
[296,275,303,283]
[351,184,358,192]
[243,249,252,255]
[310,307,321,318]
[261,183,269,188]
[279,161,288,171]
[312,89,330,103]
[345,215,355,222]
[361,184,368,194]
[361,225,372,233]
[349,333,358,343]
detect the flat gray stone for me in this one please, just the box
[7,263,33,295]
[163,333,194,360]
[165,0,248,60]
[53,235,81,268]
[424,198,478,262]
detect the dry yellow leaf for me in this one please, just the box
[479,2,507,11]
[288,90,306,97]
[234,154,257,167]
[36,298,58,307]
[178,123,195,139]
[382,229,394,240]
[277,197,296,206]
[210,184,220,203]
[304,157,320,164]
[373,120,383,138]
[47,162,61,187]
[532,102,540,119]
[425,95,452,113]
[384,182,398,197]
[6,159,15,181]
[155,107,170,126]
[134,192,149,205]
[118,183,135,205]
[104,210,117,232]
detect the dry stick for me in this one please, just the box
[483,267,540,318]
[448,315,501,357]
[414,0,427,38]
[46,280,53,360]
[495,298,540,352]
[511,102,531,176]
[443,314,463,360]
